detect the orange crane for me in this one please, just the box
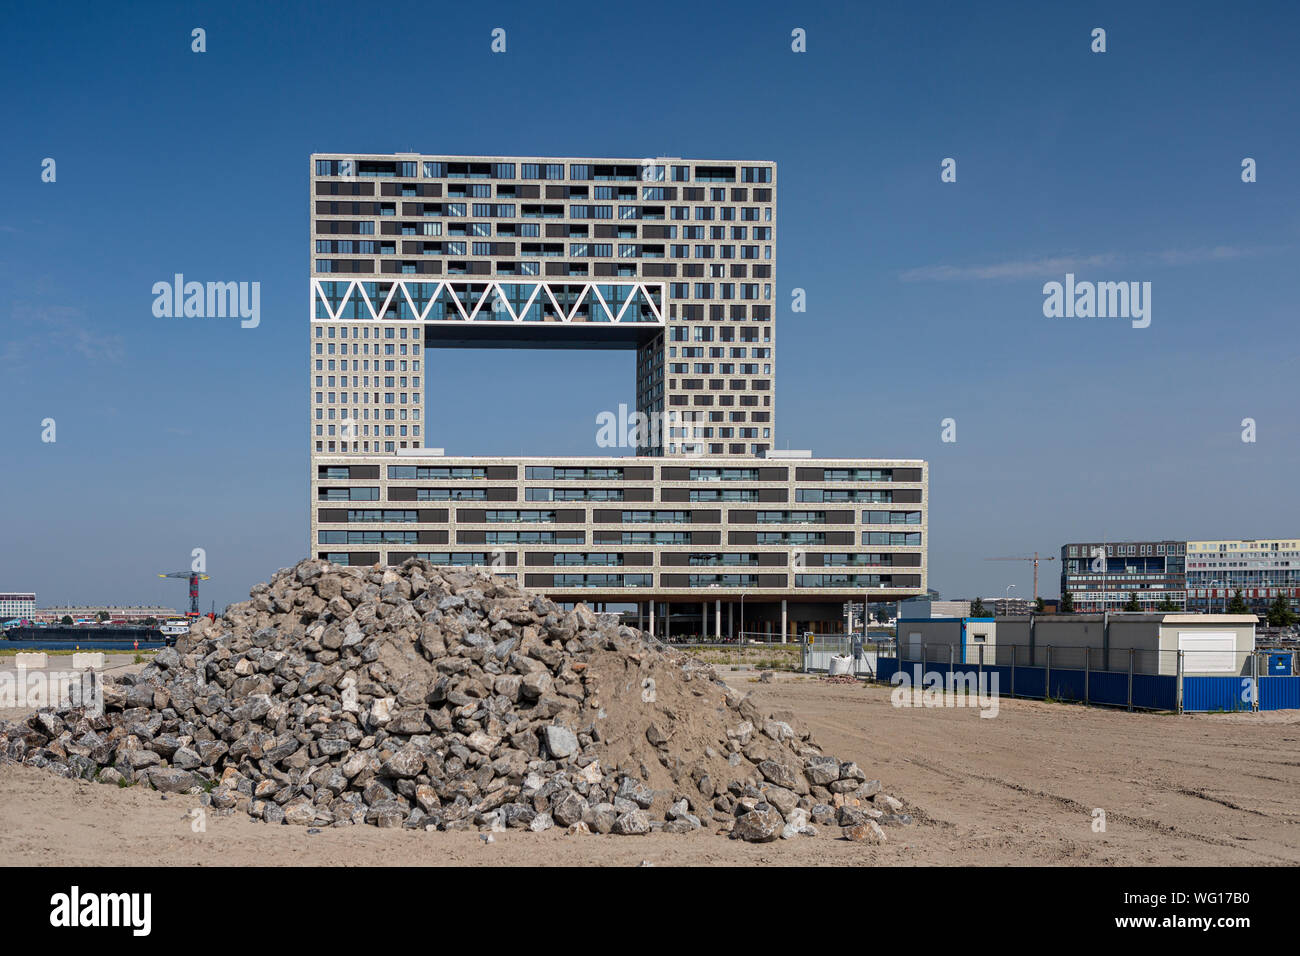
[158,571,211,619]
[985,553,1057,602]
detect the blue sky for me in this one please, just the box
[2,0,1297,610]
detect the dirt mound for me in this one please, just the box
[0,558,908,841]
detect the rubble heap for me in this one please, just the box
[0,559,911,841]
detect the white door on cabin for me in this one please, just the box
[1177,632,1236,674]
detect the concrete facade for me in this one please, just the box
[311,453,927,638]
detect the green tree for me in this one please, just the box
[1227,589,1249,614]
[144,617,158,627]
[970,597,989,617]
[1156,597,1179,612]
[60,615,74,625]
[1035,596,1045,613]
[1060,591,1075,613]
[1266,594,1295,627]
[1123,592,1142,611]
[96,611,109,622]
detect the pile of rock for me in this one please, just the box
[0,558,910,842]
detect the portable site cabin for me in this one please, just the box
[896,613,1256,677]
[896,617,997,667]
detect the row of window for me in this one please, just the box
[318,509,920,525]
[311,549,915,570]
[367,465,919,484]
[315,203,770,221]
[318,485,892,504]
[1067,543,1187,557]
[423,185,762,202]
[321,530,924,546]
[314,424,418,437]
[553,574,652,588]
[315,160,773,184]
[329,241,761,260]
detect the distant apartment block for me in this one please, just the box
[0,593,36,619]
[1185,538,1300,615]
[28,605,181,624]
[895,597,971,619]
[1059,541,1187,612]
[991,597,1037,616]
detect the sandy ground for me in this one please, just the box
[2,668,1297,866]
[0,654,146,725]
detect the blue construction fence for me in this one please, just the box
[875,652,1300,713]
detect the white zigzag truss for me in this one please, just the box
[312,279,665,325]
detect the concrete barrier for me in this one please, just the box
[72,652,105,671]
[13,652,47,669]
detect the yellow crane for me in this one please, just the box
[984,553,1057,602]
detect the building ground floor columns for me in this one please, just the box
[615,595,893,644]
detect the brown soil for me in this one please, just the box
[3,670,1297,866]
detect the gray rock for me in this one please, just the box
[118,748,158,770]
[380,746,426,778]
[148,769,198,793]
[731,805,783,843]
[842,820,887,844]
[804,755,840,786]
[551,790,587,827]
[585,803,618,834]
[612,810,651,835]
[758,760,800,790]
[542,724,579,759]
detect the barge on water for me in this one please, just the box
[2,625,174,650]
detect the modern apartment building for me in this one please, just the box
[1059,540,1187,612]
[1185,538,1300,614]
[311,454,925,639]
[0,593,36,620]
[311,154,776,458]
[308,153,927,637]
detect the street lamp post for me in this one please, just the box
[1005,584,1016,613]
[1210,579,1225,614]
